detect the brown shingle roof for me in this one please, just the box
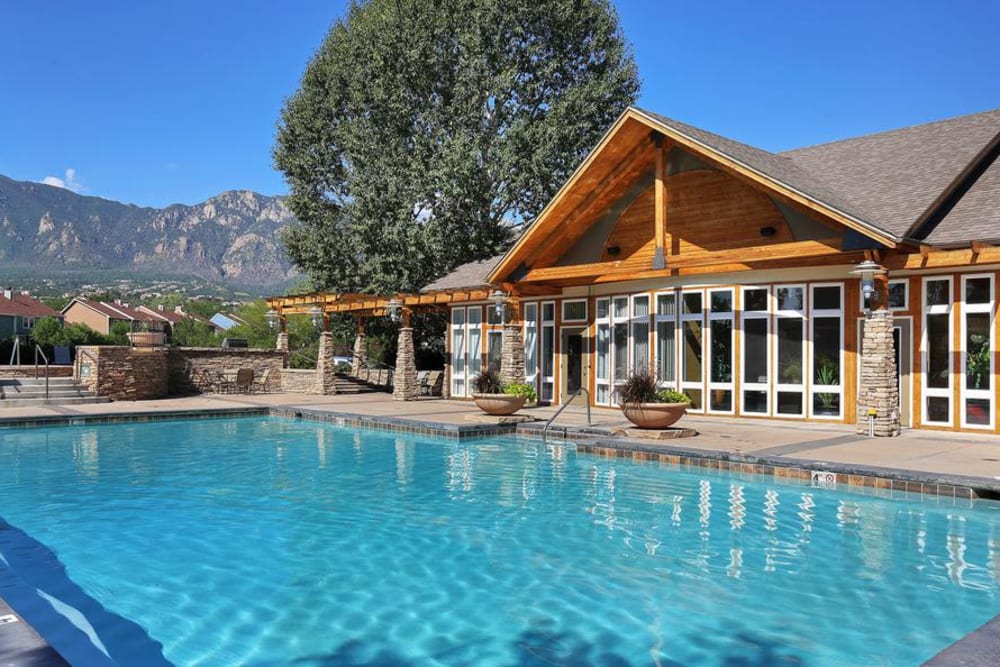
[421,255,504,292]
[68,298,162,323]
[925,155,1000,246]
[0,292,61,319]
[783,109,1000,240]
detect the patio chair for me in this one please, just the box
[417,370,429,393]
[219,369,238,394]
[252,368,272,393]
[235,368,254,394]
[423,370,443,396]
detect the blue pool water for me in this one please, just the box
[1,417,999,666]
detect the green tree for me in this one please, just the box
[274,0,639,294]
[172,318,221,348]
[29,316,65,347]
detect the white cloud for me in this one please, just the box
[40,168,85,193]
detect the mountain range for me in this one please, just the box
[0,174,299,289]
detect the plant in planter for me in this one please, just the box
[814,357,840,413]
[472,369,535,415]
[616,367,691,429]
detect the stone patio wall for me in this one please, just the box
[76,346,169,400]
[168,348,287,395]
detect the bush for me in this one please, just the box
[616,368,691,406]
[472,368,504,394]
[655,389,691,404]
[503,383,537,402]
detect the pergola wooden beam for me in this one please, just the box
[266,288,495,315]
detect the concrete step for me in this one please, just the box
[0,396,111,408]
[1,377,78,387]
[1,389,91,399]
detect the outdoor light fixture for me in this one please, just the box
[265,308,279,330]
[386,297,403,322]
[309,305,323,329]
[490,289,507,320]
[851,259,887,310]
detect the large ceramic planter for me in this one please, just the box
[473,393,527,416]
[621,402,690,429]
[127,331,166,347]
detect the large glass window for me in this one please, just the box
[612,296,630,395]
[681,290,704,411]
[923,277,953,425]
[487,329,502,373]
[523,303,538,395]
[962,275,993,429]
[810,284,843,418]
[708,289,734,413]
[631,295,650,374]
[540,302,555,402]
[562,300,587,322]
[655,292,676,386]
[468,307,483,381]
[451,308,466,396]
[595,298,611,404]
[774,285,805,416]
[741,287,769,415]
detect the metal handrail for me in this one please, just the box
[541,389,591,444]
[33,345,49,398]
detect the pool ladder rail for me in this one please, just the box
[541,389,591,443]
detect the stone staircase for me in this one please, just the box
[333,373,391,394]
[0,377,111,408]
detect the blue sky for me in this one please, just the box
[1,0,998,208]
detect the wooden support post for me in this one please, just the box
[653,134,667,270]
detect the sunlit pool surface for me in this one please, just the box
[1,417,999,666]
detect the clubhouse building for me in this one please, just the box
[269,106,1000,436]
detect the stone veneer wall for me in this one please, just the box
[280,368,315,393]
[393,327,418,400]
[856,309,901,436]
[168,348,287,395]
[0,365,73,378]
[76,346,168,400]
[500,323,526,385]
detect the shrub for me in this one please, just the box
[616,367,658,406]
[503,383,537,402]
[472,368,504,394]
[655,389,691,404]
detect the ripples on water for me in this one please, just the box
[0,416,999,666]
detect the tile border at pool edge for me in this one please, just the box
[923,613,1000,666]
[0,407,270,429]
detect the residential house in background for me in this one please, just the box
[136,305,220,333]
[0,288,62,340]
[61,298,166,336]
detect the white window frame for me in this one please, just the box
[595,297,612,405]
[680,288,705,414]
[450,307,467,397]
[888,279,909,312]
[467,306,483,387]
[561,299,588,323]
[960,274,994,430]
[773,283,807,418]
[630,293,651,375]
[523,302,539,396]
[611,295,630,397]
[740,286,771,416]
[808,283,844,420]
[540,301,556,403]
[706,288,735,415]
[921,276,954,427]
[654,290,678,390]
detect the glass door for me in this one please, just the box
[680,290,704,412]
[774,284,806,417]
[740,286,770,415]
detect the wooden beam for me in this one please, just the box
[653,135,667,269]
[885,246,1000,270]
[522,239,843,283]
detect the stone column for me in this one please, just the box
[276,332,289,352]
[352,320,367,376]
[856,309,900,436]
[314,331,338,395]
[393,326,419,401]
[500,322,525,385]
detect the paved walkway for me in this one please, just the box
[2,392,999,481]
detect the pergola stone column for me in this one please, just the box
[352,318,367,376]
[856,294,900,436]
[275,316,289,354]
[393,309,419,401]
[500,296,525,385]
[314,330,338,395]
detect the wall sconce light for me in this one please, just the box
[490,289,507,320]
[309,305,323,329]
[606,245,621,256]
[759,226,776,237]
[386,297,403,322]
[850,259,887,310]
[265,308,280,330]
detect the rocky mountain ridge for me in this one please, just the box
[0,174,299,288]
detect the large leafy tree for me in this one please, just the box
[274,0,639,294]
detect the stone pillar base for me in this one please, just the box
[500,323,525,385]
[314,331,338,395]
[352,333,367,376]
[393,327,419,401]
[276,332,289,352]
[856,309,900,436]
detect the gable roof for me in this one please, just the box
[65,298,162,323]
[0,292,61,319]
[421,255,504,292]
[924,153,1000,247]
[783,108,1000,240]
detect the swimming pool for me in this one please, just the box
[0,416,998,665]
